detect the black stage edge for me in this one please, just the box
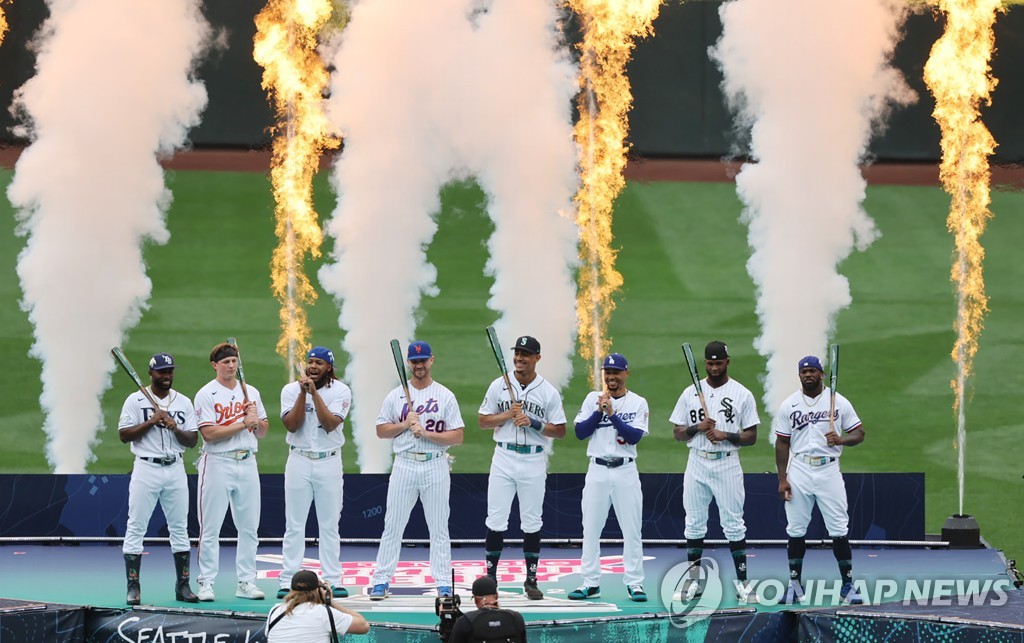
[0,598,85,642]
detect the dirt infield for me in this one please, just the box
[1,145,1022,187]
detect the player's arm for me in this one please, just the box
[733,424,757,446]
[607,413,644,445]
[673,417,714,442]
[832,423,864,447]
[281,384,306,433]
[419,426,464,446]
[118,415,159,443]
[198,421,250,443]
[539,421,566,439]
[308,386,343,433]
[478,404,520,430]
[171,422,199,449]
[775,433,792,500]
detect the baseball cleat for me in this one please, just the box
[331,585,349,599]
[369,583,389,600]
[567,585,601,600]
[437,586,453,598]
[675,578,703,602]
[236,581,265,600]
[276,587,289,599]
[781,581,805,605]
[627,585,647,602]
[197,581,215,602]
[523,580,544,600]
[841,582,864,605]
[735,580,757,604]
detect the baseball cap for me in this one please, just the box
[705,341,729,360]
[407,341,432,361]
[291,569,320,591]
[149,353,175,371]
[602,353,628,371]
[511,335,541,355]
[798,355,824,371]
[471,575,498,597]
[307,346,334,365]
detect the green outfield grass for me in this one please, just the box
[1,168,1021,562]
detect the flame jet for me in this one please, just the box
[254,0,343,370]
[922,0,1000,516]
[568,0,661,388]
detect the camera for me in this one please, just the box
[435,592,462,642]
[319,582,332,606]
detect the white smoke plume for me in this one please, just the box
[320,0,578,472]
[7,0,211,472]
[710,0,915,430]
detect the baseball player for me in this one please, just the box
[569,353,649,602]
[670,340,759,603]
[118,352,200,605]
[775,355,865,605]
[368,341,464,600]
[194,342,270,602]
[276,346,352,600]
[479,335,566,600]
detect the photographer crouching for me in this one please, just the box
[448,576,526,643]
[266,570,370,642]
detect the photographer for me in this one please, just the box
[449,576,526,643]
[266,570,370,642]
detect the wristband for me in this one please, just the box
[686,424,698,438]
[726,432,740,445]
[529,417,544,432]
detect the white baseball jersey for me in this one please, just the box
[574,390,649,459]
[479,374,567,448]
[669,378,759,452]
[378,381,465,454]
[280,379,352,449]
[774,388,862,457]
[194,379,268,453]
[118,389,199,457]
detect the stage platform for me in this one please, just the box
[1,542,1020,641]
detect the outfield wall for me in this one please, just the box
[0,2,1021,162]
[0,472,925,542]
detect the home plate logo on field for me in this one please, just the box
[256,554,650,613]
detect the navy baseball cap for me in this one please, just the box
[291,569,319,591]
[149,353,175,371]
[511,335,541,355]
[705,341,729,360]
[602,353,628,370]
[472,575,498,596]
[798,355,824,371]
[307,346,334,365]
[407,341,432,361]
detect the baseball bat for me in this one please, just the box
[485,325,518,403]
[390,339,414,411]
[111,347,159,408]
[828,343,839,435]
[226,337,250,404]
[681,343,710,419]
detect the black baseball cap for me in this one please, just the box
[705,341,729,360]
[472,575,498,596]
[292,569,319,591]
[511,336,541,355]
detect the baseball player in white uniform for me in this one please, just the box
[118,352,200,605]
[670,340,759,603]
[277,346,353,600]
[479,335,566,600]
[368,341,464,600]
[775,355,865,605]
[194,342,270,602]
[569,353,649,602]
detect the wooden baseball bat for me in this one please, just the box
[226,337,250,404]
[111,347,159,408]
[681,343,710,419]
[485,326,518,403]
[828,343,839,436]
[390,339,414,411]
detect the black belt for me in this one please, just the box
[594,457,634,469]
[140,455,179,466]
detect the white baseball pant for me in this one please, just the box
[485,448,547,533]
[580,461,644,587]
[280,452,344,588]
[197,453,262,584]
[123,459,191,554]
[785,458,849,538]
[683,453,746,542]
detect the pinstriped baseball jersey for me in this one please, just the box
[669,378,759,452]
[573,390,649,459]
[479,374,566,447]
[774,387,862,458]
[194,380,268,453]
[377,381,465,454]
[280,379,352,450]
[118,389,198,458]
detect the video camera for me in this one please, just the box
[436,570,463,642]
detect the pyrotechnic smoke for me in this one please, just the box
[711,0,914,430]
[320,0,578,472]
[7,0,211,472]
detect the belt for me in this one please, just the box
[207,450,253,461]
[140,455,179,466]
[397,451,442,462]
[798,454,837,466]
[498,443,544,455]
[694,450,734,461]
[594,457,634,468]
[290,446,340,460]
